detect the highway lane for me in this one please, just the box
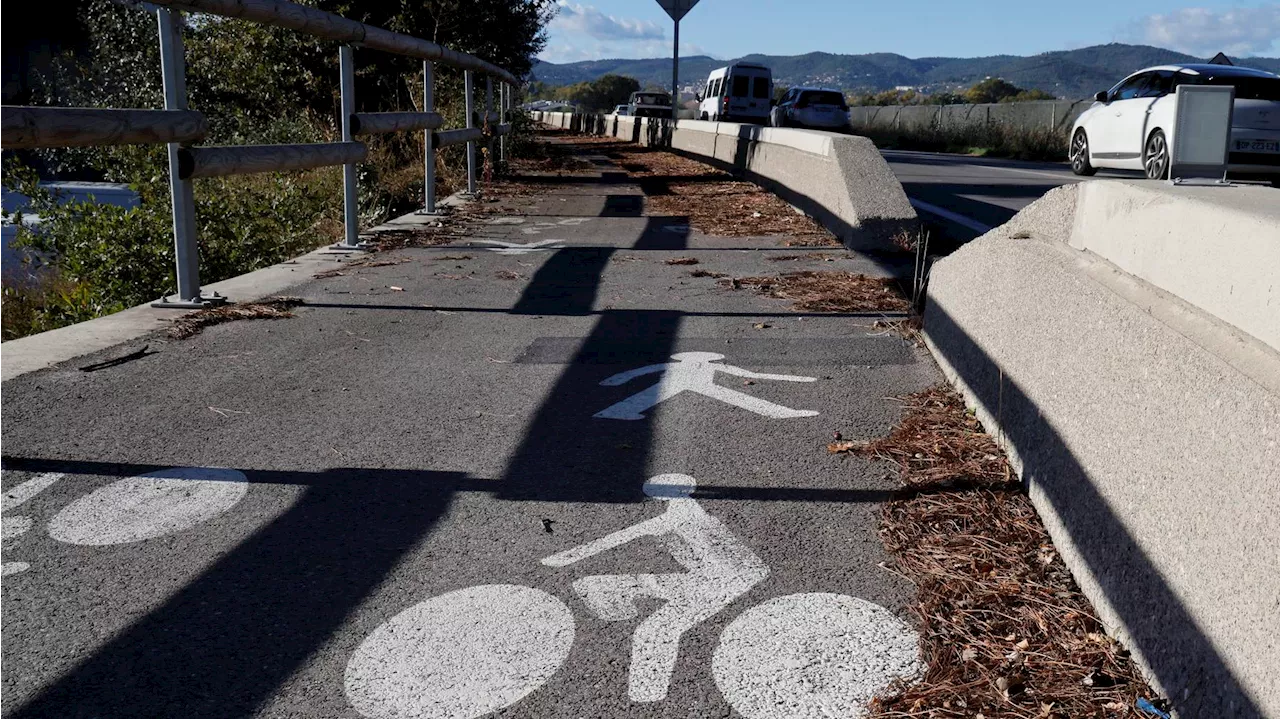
[879,149,1142,239]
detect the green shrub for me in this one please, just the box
[852,121,1069,162]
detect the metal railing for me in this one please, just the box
[0,0,517,308]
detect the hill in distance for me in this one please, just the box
[531,43,1280,99]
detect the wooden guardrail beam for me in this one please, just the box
[1,107,207,150]
[432,127,483,148]
[178,141,367,179]
[350,111,443,136]
[146,0,518,85]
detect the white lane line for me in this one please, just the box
[907,198,993,235]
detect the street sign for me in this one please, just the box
[656,0,699,22]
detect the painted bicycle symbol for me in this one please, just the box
[344,474,920,719]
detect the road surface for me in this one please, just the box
[879,149,1142,239]
[2,139,936,718]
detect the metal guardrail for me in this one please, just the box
[0,0,517,308]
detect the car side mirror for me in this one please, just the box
[1094,91,1108,103]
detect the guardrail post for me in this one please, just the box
[484,76,494,183]
[420,60,440,215]
[498,82,506,167]
[153,8,220,308]
[464,70,477,196]
[333,44,362,250]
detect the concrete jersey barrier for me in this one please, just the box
[533,111,917,251]
[923,182,1280,719]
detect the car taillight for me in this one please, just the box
[722,96,729,107]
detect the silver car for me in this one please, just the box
[770,88,850,130]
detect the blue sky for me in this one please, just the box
[539,1,1280,63]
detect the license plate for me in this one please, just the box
[1235,139,1280,153]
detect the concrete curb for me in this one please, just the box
[0,192,472,382]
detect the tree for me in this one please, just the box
[964,78,1023,104]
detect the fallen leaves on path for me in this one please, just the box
[846,386,1164,719]
[169,297,303,339]
[722,271,910,313]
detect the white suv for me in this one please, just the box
[771,88,850,130]
[1070,63,1280,184]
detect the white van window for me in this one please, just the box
[711,78,722,97]
[732,76,749,97]
[753,77,769,99]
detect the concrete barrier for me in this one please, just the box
[1070,181,1280,350]
[924,182,1280,718]
[534,111,917,250]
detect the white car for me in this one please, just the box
[697,62,773,124]
[771,87,850,130]
[613,105,630,116]
[1070,63,1280,183]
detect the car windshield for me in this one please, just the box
[798,91,847,109]
[1193,74,1280,101]
[634,94,671,106]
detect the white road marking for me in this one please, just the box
[471,239,564,255]
[2,472,65,513]
[906,198,993,234]
[47,467,249,546]
[344,584,575,719]
[487,217,525,225]
[2,562,30,576]
[543,474,769,703]
[3,515,33,540]
[594,352,818,421]
[713,593,921,718]
[521,218,592,235]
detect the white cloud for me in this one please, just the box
[1136,4,1280,57]
[539,3,717,64]
[550,3,665,42]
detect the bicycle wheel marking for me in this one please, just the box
[345,584,576,719]
[712,592,921,719]
[46,467,249,546]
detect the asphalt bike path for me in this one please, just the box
[1,140,942,718]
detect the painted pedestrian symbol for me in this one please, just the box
[344,473,920,719]
[594,352,819,420]
[542,473,769,702]
[471,239,564,255]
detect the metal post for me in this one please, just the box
[498,82,506,167]
[334,45,361,249]
[671,19,680,121]
[154,8,216,307]
[421,60,438,214]
[464,70,477,196]
[485,76,494,183]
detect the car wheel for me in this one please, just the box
[1143,129,1170,181]
[1070,129,1097,176]
[700,112,708,121]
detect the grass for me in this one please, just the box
[831,386,1165,719]
[853,122,1069,163]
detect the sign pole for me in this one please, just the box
[672,19,680,121]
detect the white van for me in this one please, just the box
[697,63,773,124]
